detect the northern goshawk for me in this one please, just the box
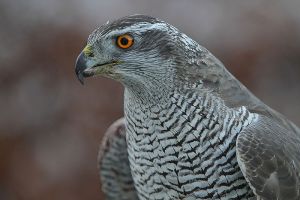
[75,15,300,200]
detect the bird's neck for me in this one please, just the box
[123,81,175,107]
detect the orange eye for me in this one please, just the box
[116,34,134,49]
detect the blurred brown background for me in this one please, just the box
[0,0,299,199]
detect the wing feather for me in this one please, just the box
[236,115,300,200]
[98,118,138,200]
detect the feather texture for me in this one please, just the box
[75,15,300,200]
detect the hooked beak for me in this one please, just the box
[75,47,121,85]
[75,52,87,85]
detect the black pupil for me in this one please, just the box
[120,37,128,46]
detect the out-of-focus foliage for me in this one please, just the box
[0,0,299,199]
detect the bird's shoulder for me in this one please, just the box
[236,115,300,200]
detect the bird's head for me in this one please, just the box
[76,15,210,89]
[75,15,253,108]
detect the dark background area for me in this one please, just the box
[0,0,299,199]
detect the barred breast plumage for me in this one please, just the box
[125,89,257,199]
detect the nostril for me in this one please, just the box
[85,51,94,58]
[89,52,94,57]
[83,44,94,57]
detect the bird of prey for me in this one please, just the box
[75,15,300,200]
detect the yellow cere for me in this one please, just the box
[83,45,93,57]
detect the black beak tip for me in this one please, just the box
[76,71,85,85]
[75,52,86,85]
